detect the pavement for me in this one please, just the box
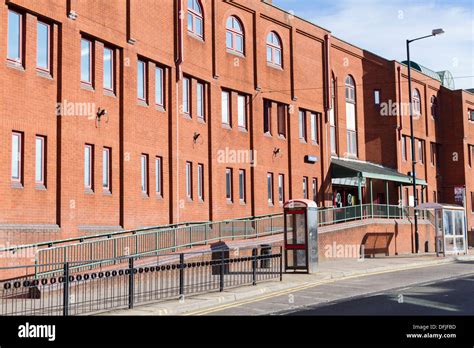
[101,249,474,316]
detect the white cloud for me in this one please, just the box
[303,0,474,89]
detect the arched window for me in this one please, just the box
[266,31,282,67]
[431,95,438,118]
[187,0,203,38]
[345,76,355,103]
[413,89,421,116]
[345,76,357,157]
[226,16,244,54]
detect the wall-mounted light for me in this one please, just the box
[193,132,201,143]
[273,147,281,157]
[95,108,108,128]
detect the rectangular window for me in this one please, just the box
[183,77,190,115]
[299,111,307,141]
[37,21,49,71]
[303,177,308,199]
[374,90,380,105]
[239,169,246,203]
[312,178,318,203]
[197,164,204,201]
[237,94,247,129]
[310,113,318,144]
[222,90,230,125]
[197,82,205,119]
[471,192,474,213]
[430,142,436,166]
[155,157,162,196]
[155,66,164,106]
[267,173,274,205]
[102,148,111,191]
[278,174,284,204]
[469,110,474,121]
[418,140,424,164]
[103,47,114,91]
[81,39,92,84]
[137,60,146,101]
[402,136,407,161]
[226,168,233,202]
[468,145,473,168]
[35,136,46,185]
[12,132,22,182]
[346,103,357,156]
[84,144,93,189]
[186,161,193,199]
[264,100,272,134]
[277,104,286,137]
[7,10,22,63]
[141,154,148,194]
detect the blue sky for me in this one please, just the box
[272,0,474,89]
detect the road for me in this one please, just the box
[201,261,474,315]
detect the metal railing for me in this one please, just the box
[0,246,282,316]
[35,214,284,276]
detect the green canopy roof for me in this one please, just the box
[331,158,427,186]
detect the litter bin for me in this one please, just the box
[260,244,272,268]
[210,242,229,275]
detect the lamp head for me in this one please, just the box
[432,28,445,36]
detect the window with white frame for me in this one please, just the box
[197,82,205,120]
[155,156,162,196]
[137,60,146,101]
[221,90,230,125]
[186,161,193,200]
[310,112,318,144]
[37,21,50,71]
[35,136,46,185]
[7,10,22,63]
[155,66,164,106]
[226,168,233,202]
[237,94,247,129]
[198,163,204,201]
[298,110,307,141]
[267,173,274,205]
[11,132,22,183]
[183,77,190,115]
[303,177,308,199]
[330,77,337,154]
[239,169,245,203]
[103,47,114,91]
[187,0,203,38]
[278,174,284,204]
[84,144,93,190]
[226,16,244,54]
[413,89,421,116]
[266,31,282,67]
[81,39,92,84]
[102,147,111,191]
[141,154,148,194]
[345,76,357,156]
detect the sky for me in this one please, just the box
[272,0,474,90]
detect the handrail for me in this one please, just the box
[0,212,283,253]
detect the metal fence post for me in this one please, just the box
[279,246,283,282]
[128,257,135,309]
[173,230,177,252]
[189,227,192,248]
[63,262,69,316]
[179,253,185,296]
[252,248,257,286]
[205,224,208,245]
[270,217,273,235]
[219,250,224,292]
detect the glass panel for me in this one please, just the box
[81,39,91,82]
[102,149,109,188]
[266,46,272,62]
[235,35,243,53]
[275,49,282,65]
[187,13,193,31]
[137,61,145,99]
[103,48,113,90]
[8,11,21,61]
[295,213,306,244]
[238,95,246,128]
[195,17,203,36]
[35,138,43,182]
[12,134,20,180]
[454,211,464,236]
[37,22,49,69]
[84,146,91,187]
[443,210,453,235]
[226,32,233,49]
[155,68,163,105]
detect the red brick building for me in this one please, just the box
[0,0,472,246]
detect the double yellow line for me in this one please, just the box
[185,261,451,316]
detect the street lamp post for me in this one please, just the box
[406,28,444,253]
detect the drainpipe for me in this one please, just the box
[323,34,331,208]
[175,0,184,223]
